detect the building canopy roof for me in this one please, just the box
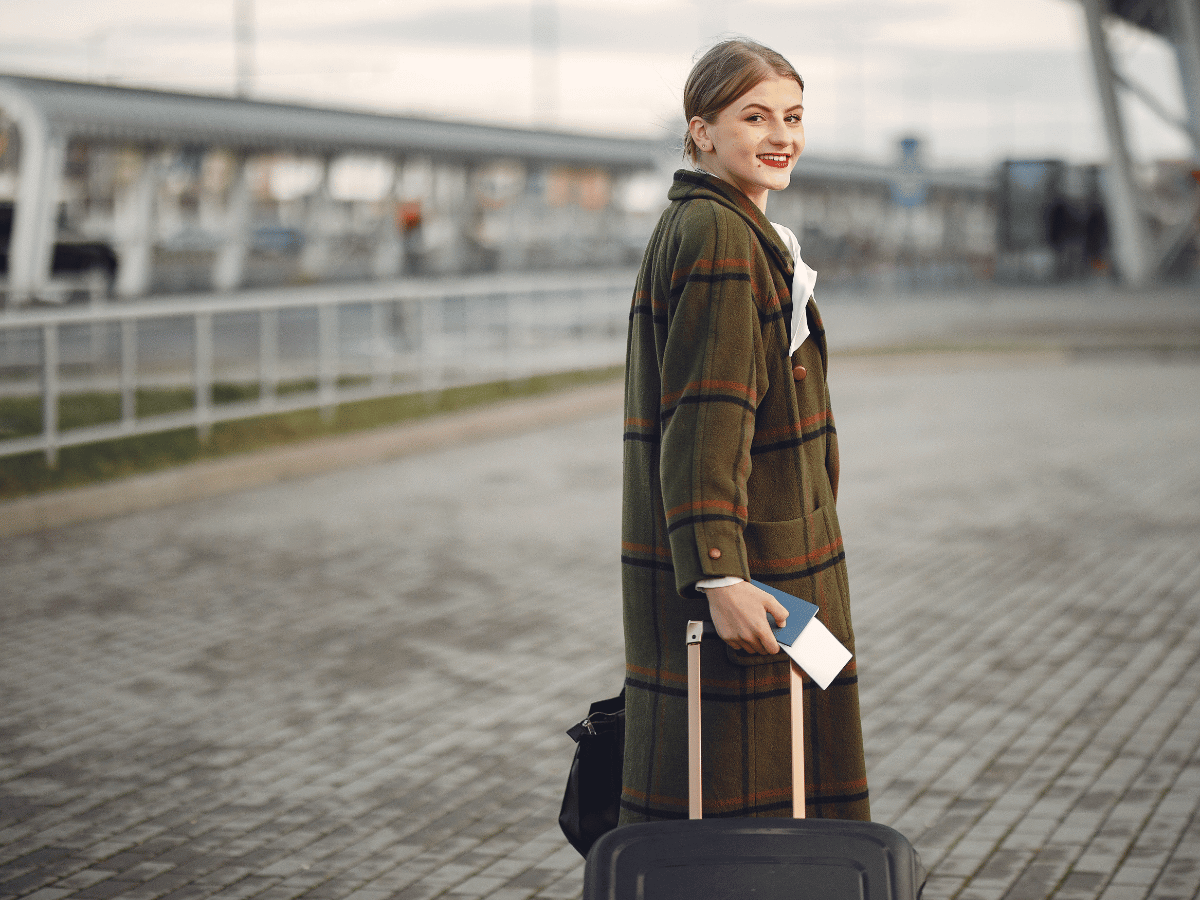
[0,73,665,170]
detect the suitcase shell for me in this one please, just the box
[583,620,925,899]
[584,818,924,900]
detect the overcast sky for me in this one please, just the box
[0,0,1192,167]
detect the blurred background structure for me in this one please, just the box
[0,0,1197,306]
[0,0,1198,466]
[0,70,1009,309]
[1078,0,1200,284]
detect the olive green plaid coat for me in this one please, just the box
[619,170,870,823]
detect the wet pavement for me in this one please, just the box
[2,284,1199,900]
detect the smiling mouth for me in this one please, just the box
[758,154,791,168]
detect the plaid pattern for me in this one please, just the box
[620,170,870,823]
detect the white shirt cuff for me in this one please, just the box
[696,576,745,591]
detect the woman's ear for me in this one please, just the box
[688,116,714,154]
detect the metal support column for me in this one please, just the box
[115,148,162,298]
[1169,0,1200,152]
[300,155,335,280]
[1081,0,1155,285]
[371,158,404,279]
[9,117,65,305]
[432,162,469,274]
[213,151,253,291]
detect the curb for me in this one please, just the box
[0,379,624,538]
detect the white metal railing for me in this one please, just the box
[0,270,636,465]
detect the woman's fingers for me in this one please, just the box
[705,581,786,655]
[768,597,789,629]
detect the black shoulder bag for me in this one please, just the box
[558,689,625,857]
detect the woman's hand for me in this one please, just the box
[705,581,789,655]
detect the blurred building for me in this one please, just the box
[773,138,996,289]
[2,75,1005,307]
[0,74,663,306]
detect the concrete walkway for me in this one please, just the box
[1,285,1199,900]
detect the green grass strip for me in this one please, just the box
[0,365,622,501]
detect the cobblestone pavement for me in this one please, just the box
[2,287,1199,900]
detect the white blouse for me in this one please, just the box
[771,221,818,354]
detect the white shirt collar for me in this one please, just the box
[771,222,817,355]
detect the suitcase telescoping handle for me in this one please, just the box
[686,620,806,820]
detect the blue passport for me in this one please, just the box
[750,579,819,646]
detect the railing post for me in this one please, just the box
[391,299,410,387]
[420,294,442,398]
[194,311,214,443]
[41,322,59,468]
[468,291,483,383]
[260,308,279,407]
[506,290,526,384]
[317,303,338,422]
[371,300,388,390]
[121,319,137,431]
[521,289,537,382]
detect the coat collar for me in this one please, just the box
[668,169,794,280]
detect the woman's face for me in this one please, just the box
[689,75,805,212]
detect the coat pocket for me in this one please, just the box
[721,513,811,668]
[733,506,853,662]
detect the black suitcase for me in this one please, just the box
[583,620,925,900]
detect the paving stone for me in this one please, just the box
[478,889,535,900]
[445,878,506,897]
[2,288,1199,900]
[73,879,142,900]
[0,874,55,898]
[153,885,214,900]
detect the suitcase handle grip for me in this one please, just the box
[686,620,806,820]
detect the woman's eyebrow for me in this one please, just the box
[738,102,805,113]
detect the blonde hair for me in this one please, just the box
[683,39,804,163]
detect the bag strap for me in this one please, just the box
[686,620,806,820]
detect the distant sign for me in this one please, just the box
[890,136,928,207]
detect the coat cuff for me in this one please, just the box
[670,519,749,599]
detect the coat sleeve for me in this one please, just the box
[658,201,769,598]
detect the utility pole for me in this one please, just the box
[235,0,255,99]
[531,1,558,125]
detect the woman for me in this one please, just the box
[620,39,870,823]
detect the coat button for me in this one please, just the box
[709,548,721,559]
[793,365,807,381]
